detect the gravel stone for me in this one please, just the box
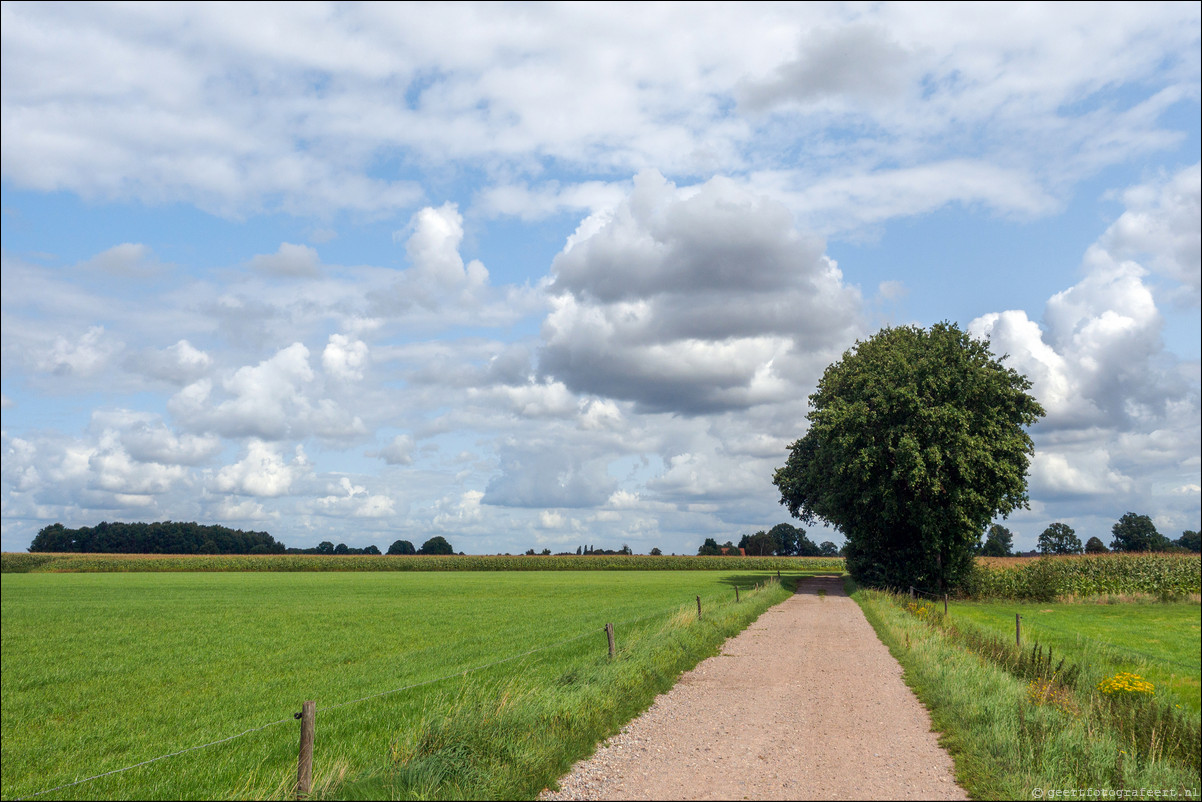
[539,576,967,801]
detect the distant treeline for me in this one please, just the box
[30,521,286,555]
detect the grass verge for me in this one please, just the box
[852,584,1201,799]
[949,600,1201,713]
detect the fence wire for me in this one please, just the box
[17,587,757,800]
[906,586,1199,673]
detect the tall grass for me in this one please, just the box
[963,553,1201,600]
[0,552,843,574]
[951,600,1202,713]
[1,570,794,800]
[855,587,1201,798]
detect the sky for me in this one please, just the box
[1,2,1199,556]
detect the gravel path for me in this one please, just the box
[539,575,967,801]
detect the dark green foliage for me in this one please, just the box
[1110,512,1171,552]
[28,520,285,555]
[774,323,1044,591]
[1177,530,1201,553]
[418,536,455,555]
[980,524,1014,557]
[818,541,840,557]
[697,537,722,556]
[1085,536,1108,554]
[1038,522,1082,555]
[363,545,382,555]
[741,531,774,556]
[649,548,663,556]
[388,539,417,555]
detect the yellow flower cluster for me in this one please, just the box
[1027,677,1078,716]
[1096,672,1154,698]
[905,601,933,618]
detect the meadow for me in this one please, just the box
[854,585,1202,799]
[950,600,1201,713]
[0,569,801,800]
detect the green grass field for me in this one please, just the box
[949,599,1202,712]
[1,569,802,800]
[855,588,1201,798]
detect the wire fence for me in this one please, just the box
[15,587,764,800]
[907,585,1199,673]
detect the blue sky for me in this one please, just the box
[2,2,1199,555]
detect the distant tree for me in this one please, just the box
[743,531,775,556]
[795,531,822,557]
[1176,530,1201,553]
[541,548,551,555]
[387,539,416,555]
[363,545,382,555]
[576,546,582,555]
[334,542,350,555]
[29,521,284,554]
[620,544,633,555]
[980,524,1014,557]
[697,537,722,556]
[418,536,455,555]
[1084,536,1108,554]
[818,541,840,557]
[1038,523,1082,555]
[316,541,335,555]
[1110,512,1170,552]
[767,523,800,556]
[650,547,663,556]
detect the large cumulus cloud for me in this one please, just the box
[538,170,862,414]
[971,166,1201,533]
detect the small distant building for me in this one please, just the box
[719,546,747,556]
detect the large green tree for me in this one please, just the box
[773,323,1043,590]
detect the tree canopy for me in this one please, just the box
[773,323,1044,590]
[1038,522,1082,555]
[29,521,284,554]
[1110,512,1170,552]
[417,536,455,555]
[980,524,1014,557]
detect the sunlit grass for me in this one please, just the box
[1,570,797,800]
[949,599,1201,712]
[854,586,1201,798]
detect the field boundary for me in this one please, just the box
[0,552,841,573]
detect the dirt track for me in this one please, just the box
[539,575,967,801]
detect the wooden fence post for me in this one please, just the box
[297,700,315,800]
[1015,613,1022,647]
[944,594,948,616]
[910,586,915,599]
[735,586,740,603]
[696,595,702,620]
[606,622,615,658]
